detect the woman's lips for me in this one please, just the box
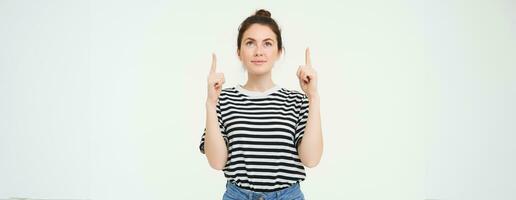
[251,60,267,65]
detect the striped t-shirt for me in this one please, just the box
[199,84,310,192]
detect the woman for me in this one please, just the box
[199,9,323,200]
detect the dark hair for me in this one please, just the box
[237,9,283,53]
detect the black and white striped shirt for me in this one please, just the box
[199,84,310,192]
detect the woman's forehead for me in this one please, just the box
[243,24,276,41]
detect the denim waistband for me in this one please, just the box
[224,180,304,200]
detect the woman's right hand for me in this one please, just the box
[206,53,225,105]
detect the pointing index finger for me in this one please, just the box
[305,48,312,67]
[211,53,217,73]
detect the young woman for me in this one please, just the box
[199,9,323,200]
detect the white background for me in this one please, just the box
[1,0,515,199]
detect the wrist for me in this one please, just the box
[205,100,217,108]
[307,93,320,101]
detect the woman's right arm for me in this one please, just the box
[204,53,228,170]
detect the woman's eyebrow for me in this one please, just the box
[244,37,274,42]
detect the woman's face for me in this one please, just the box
[238,24,281,76]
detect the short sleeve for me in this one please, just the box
[199,101,228,154]
[294,94,310,149]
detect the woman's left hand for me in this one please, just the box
[297,48,318,98]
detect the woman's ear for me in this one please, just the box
[236,49,241,61]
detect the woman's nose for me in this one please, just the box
[254,46,264,56]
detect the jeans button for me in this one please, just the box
[258,197,264,200]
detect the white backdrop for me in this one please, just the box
[1,0,515,199]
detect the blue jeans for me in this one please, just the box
[222,181,305,200]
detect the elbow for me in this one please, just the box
[206,155,227,170]
[204,145,228,170]
[298,144,323,168]
[302,159,321,168]
[209,162,226,170]
[299,148,323,168]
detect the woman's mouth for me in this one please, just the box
[251,60,267,65]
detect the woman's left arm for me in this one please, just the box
[298,94,323,168]
[296,48,323,168]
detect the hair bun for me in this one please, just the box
[254,9,271,18]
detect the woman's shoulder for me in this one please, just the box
[221,86,237,93]
[218,85,307,99]
[219,86,238,96]
[278,87,307,99]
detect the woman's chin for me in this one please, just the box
[246,65,272,75]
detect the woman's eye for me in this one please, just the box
[265,42,272,47]
[246,42,254,47]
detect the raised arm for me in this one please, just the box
[204,53,228,170]
[296,48,323,168]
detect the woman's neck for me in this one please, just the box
[243,72,275,92]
